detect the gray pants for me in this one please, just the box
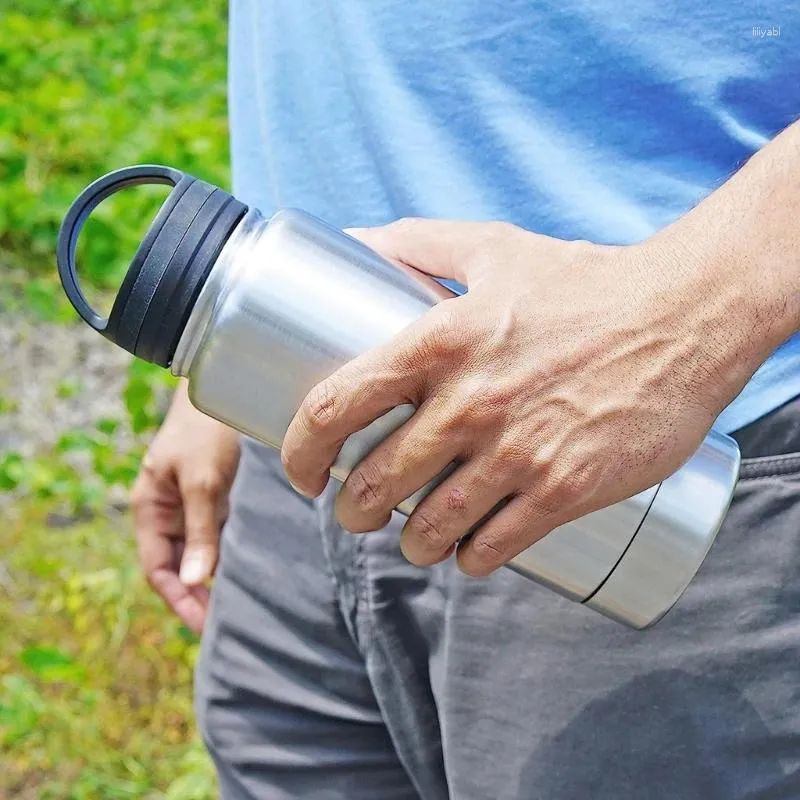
[196,398,800,799]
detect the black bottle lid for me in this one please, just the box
[56,165,248,367]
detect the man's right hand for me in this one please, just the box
[131,380,240,633]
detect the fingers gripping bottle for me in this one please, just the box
[57,165,740,629]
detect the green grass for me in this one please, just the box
[1,1,232,795]
[0,502,216,799]
[0,0,230,318]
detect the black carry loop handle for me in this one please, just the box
[56,164,247,367]
[56,164,187,333]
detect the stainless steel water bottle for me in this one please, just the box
[57,165,741,629]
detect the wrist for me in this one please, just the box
[675,125,800,355]
[637,129,800,405]
[685,220,792,356]
[632,224,778,409]
[651,121,800,407]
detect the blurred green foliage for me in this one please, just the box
[0,503,215,799]
[0,0,230,311]
[0,356,178,512]
[0,358,175,513]
[1,1,231,796]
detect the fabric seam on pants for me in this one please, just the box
[316,496,367,652]
[739,453,800,480]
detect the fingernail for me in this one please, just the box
[180,552,210,586]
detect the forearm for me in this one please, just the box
[646,120,800,396]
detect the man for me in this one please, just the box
[132,1,800,797]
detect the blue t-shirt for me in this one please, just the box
[228,0,800,434]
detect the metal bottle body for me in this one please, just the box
[172,208,740,629]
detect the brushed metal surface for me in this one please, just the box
[506,485,657,601]
[586,430,741,628]
[173,207,740,623]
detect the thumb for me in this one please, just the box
[177,473,223,586]
[347,218,485,285]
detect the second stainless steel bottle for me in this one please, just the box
[57,165,741,629]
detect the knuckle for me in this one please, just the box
[407,509,448,551]
[546,457,597,506]
[303,380,340,432]
[444,380,514,434]
[435,403,466,438]
[476,384,514,422]
[406,303,467,368]
[190,472,223,500]
[136,456,176,496]
[526,483,565,518]
[525,459,598,518]
[468,534,507,570]
[406,329,450,371]
[426,298,461,331]
[139,455,166,483]
[561,461,596,502]
[347,462,386,511]
[494,438,532,472]
[441,386,489,431]
[480,385,514,417]
[443,404,479,435]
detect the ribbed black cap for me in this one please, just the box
[57,165,248,367]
